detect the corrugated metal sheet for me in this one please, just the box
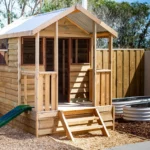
[0,6,110,38]
[68,12,106,33]
[0,8,68,37]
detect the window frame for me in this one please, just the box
[21,37,44,65]
[71,38,90,64]
[0,49,8,66]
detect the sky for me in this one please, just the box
[115,0,150,3]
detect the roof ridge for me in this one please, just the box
[34,7,69,17]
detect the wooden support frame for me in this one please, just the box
[75,39,78,63]
[35,32,40,137]
[62,40,65,95]
[18,37,21,105]
[92,22,97,106]
[59,111,74,141]
[35,32,40,111]
[68,38,71,102]
[108,35,113,105]
[95,108,110,137]
[45,74,50,111]
[43,37,46,71]
[90,37,93,68]
[52,21,58,110]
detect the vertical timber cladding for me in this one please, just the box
[96,49,144,98]
[0,38,36,135]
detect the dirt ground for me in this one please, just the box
[0,124,147,150]
[115,119,150,139]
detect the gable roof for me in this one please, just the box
[0,5,118,39]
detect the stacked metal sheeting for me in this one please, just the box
[123,102,150,121]
[112,96,150,115]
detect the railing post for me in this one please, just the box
[39,74,44,111]
[51,74,57,110]
[45,74,50,111]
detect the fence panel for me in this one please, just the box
[96,49,144,98]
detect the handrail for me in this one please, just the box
[96,69,111,73]
[21,71,57,111]
[21,71,57,76]
[21,71,35,76]
[89,69,111,73]
[39,71,57,75]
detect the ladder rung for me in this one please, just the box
[67,116,99,124]
[70,124,103,132]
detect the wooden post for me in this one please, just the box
[109,35,113,105]
[68,38,71,102]
[18,37,21,105]
[39,74,44,111]
[62,40,65,95]
[53,21,58,110]
[75,39,78,63]
[45,74,50,111]
[43,37,46,71]
[35,32,40,111]
[92,22,97,106]
[90,37,93,68]
[35,32,40,137]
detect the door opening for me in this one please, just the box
[58,39,69,102]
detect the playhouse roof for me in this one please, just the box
[0,5,118,39]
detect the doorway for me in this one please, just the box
[46,38,69,102]
[58,39,69,102]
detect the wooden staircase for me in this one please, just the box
[58,108,110,141]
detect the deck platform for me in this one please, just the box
[58,102,93,110]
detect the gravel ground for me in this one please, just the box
[0,125,146,150]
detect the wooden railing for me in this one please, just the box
[21,71,57,111]
[89,69,111,105]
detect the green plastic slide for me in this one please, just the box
[0,105,33,128]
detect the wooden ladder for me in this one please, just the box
[58,108,110,141]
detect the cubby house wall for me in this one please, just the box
[40,17,91,38]
[0,38,36,135]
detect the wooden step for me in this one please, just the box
[58,108,110,141]
[70,124,103,132]
[67,116,99,124]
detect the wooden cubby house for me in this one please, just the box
[0,5,118,140]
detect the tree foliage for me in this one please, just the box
[90,0,150,48]
[41,0,80,12]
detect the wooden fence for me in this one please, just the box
[96,49,144,98]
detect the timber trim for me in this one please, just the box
[18,37,21,105]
